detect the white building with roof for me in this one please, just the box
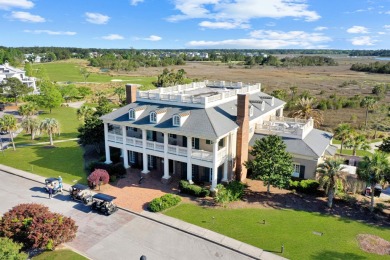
[101,81,337,189]
[0,62,38,94]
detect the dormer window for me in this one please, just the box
[173,115,180,126]
[129,109,135,120]
[249,105,254,117]
[150,112,157,123]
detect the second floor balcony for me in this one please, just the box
[255,116,314,139]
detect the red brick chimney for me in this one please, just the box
[125,84,137,104]
[235,94,249,182]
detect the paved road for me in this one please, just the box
[0,170,259,260]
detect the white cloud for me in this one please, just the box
[130,0,144,6]
[347,26,369,34]
[102,34,124,40]
[85,12,110,24]
[24,30,76,35]
[384,25,390,30]
[187,29,331,49]
[314,26,328,31]
[0,0,34,10]
[199,21,249,29]
[144,35,162,41]
[168,0,320,29]
[350,36,376,46]
[9,11,45,23]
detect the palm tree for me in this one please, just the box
[333,123,353,154]
[76,105,95,122]
[21,117,40,140]
[345,132,370,156]
[317,157,346,208]
[357,152,390,212]
[288,97,323,127]
[361,96,377,128]
[18,102,38,119]
[289,86,298,100]
[39,118,60,146]
[0,114,18,150]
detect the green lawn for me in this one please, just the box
[337,149,373,157]
[165,204,390,260]
[33,62,156,88]
[32,249,87,260]
[0,140,86,184]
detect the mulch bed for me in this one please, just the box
[357,234,390,255]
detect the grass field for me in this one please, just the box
[165,203,390,260]
[337,149,373,157]
[32,249,87,260]
[32,61,156,89]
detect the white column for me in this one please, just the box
[186,136,193,184]
[222,161,228,182]
[211,139,219,190]
[122,126,129,168]
[163,133,170,180]
[141,129,149,174]
[104,123,112,164]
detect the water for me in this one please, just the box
[374,57,390,61]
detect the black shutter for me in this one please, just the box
[299,165,305,179]
[195,138,200,149]
[183,136,187,147]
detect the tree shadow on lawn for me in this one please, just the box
[241,189,390,228]
[28,145,87,183]
[311,250,366,260]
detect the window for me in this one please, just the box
[209,168,213,182]
[169,133,177,139]
[129,109,135,120]
[129,151,136,163]
[206,140,211,145]
[150,112,157,123]
[148,155,155,169]
[173,115,180,126]
[292,163,303,178]
[218,139,224,147]
[249,105,254,117]
[192,138,199,149]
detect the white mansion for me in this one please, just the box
[101,81,336,190]
[0,62,38,94]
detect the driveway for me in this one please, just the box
[0,170,277,260]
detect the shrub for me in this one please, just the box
[0,237,28,260]
[88,169,110,187]
[0,203,77,250]
[179,180,210,197]
[214,181,246,206]
[289,179,319,194]
[110,162,126,177]
[374,203,386,213]
[148,194,181,212]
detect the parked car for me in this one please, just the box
[44,177,63,195]
[91,193,118,215]
[70,184,92,204]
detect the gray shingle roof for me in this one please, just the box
[101,91,285,140]
[250,128,333,158]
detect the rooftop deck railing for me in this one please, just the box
[255,116,314,139]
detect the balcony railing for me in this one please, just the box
[255,116,314,139]
[108,133,226,163]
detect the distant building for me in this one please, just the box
[0,62,38,94]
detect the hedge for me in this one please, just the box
[179,180,210,197]
[289,179,320,194]
[148,194,181,212]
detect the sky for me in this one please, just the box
[1,0,390,50]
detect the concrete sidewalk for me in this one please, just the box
[0,164,287,260]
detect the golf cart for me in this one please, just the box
[91,193,118,215]
[45,177,63,195]
[70,184,93,204]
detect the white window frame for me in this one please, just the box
[173,115,181,126]
[292,163,300,178]
[150,112,157,123]
[129,109,135,120]
[129,151,136,163]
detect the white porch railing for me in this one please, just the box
[146,140,164,152]
[167,144,188,157]
[255,116,314,139]
[192,149,213,162]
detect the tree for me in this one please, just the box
[77,116,104,153]
[357,152,390,212]
[88,169,110,189]
[113,86,125,103]
[360,96,377,128]
[76,104,95,122]
[333,123,353,154]
[59,84,79,103]
[316,157,346,208]
[0,77,31,105]
[21,117,40,140]
[18,102,38,119]
[245,135,293,194]
[79,67,90,84]
[289,86,298,100]
[77,86,93,98]
[38,81,63,113]
[345,132,370,156]
[0,237,28,260]
[39,118,60,146]
[377,137,390,153]
[0,114,18,150]
[0,203,77,250]
[288,97,323,127]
